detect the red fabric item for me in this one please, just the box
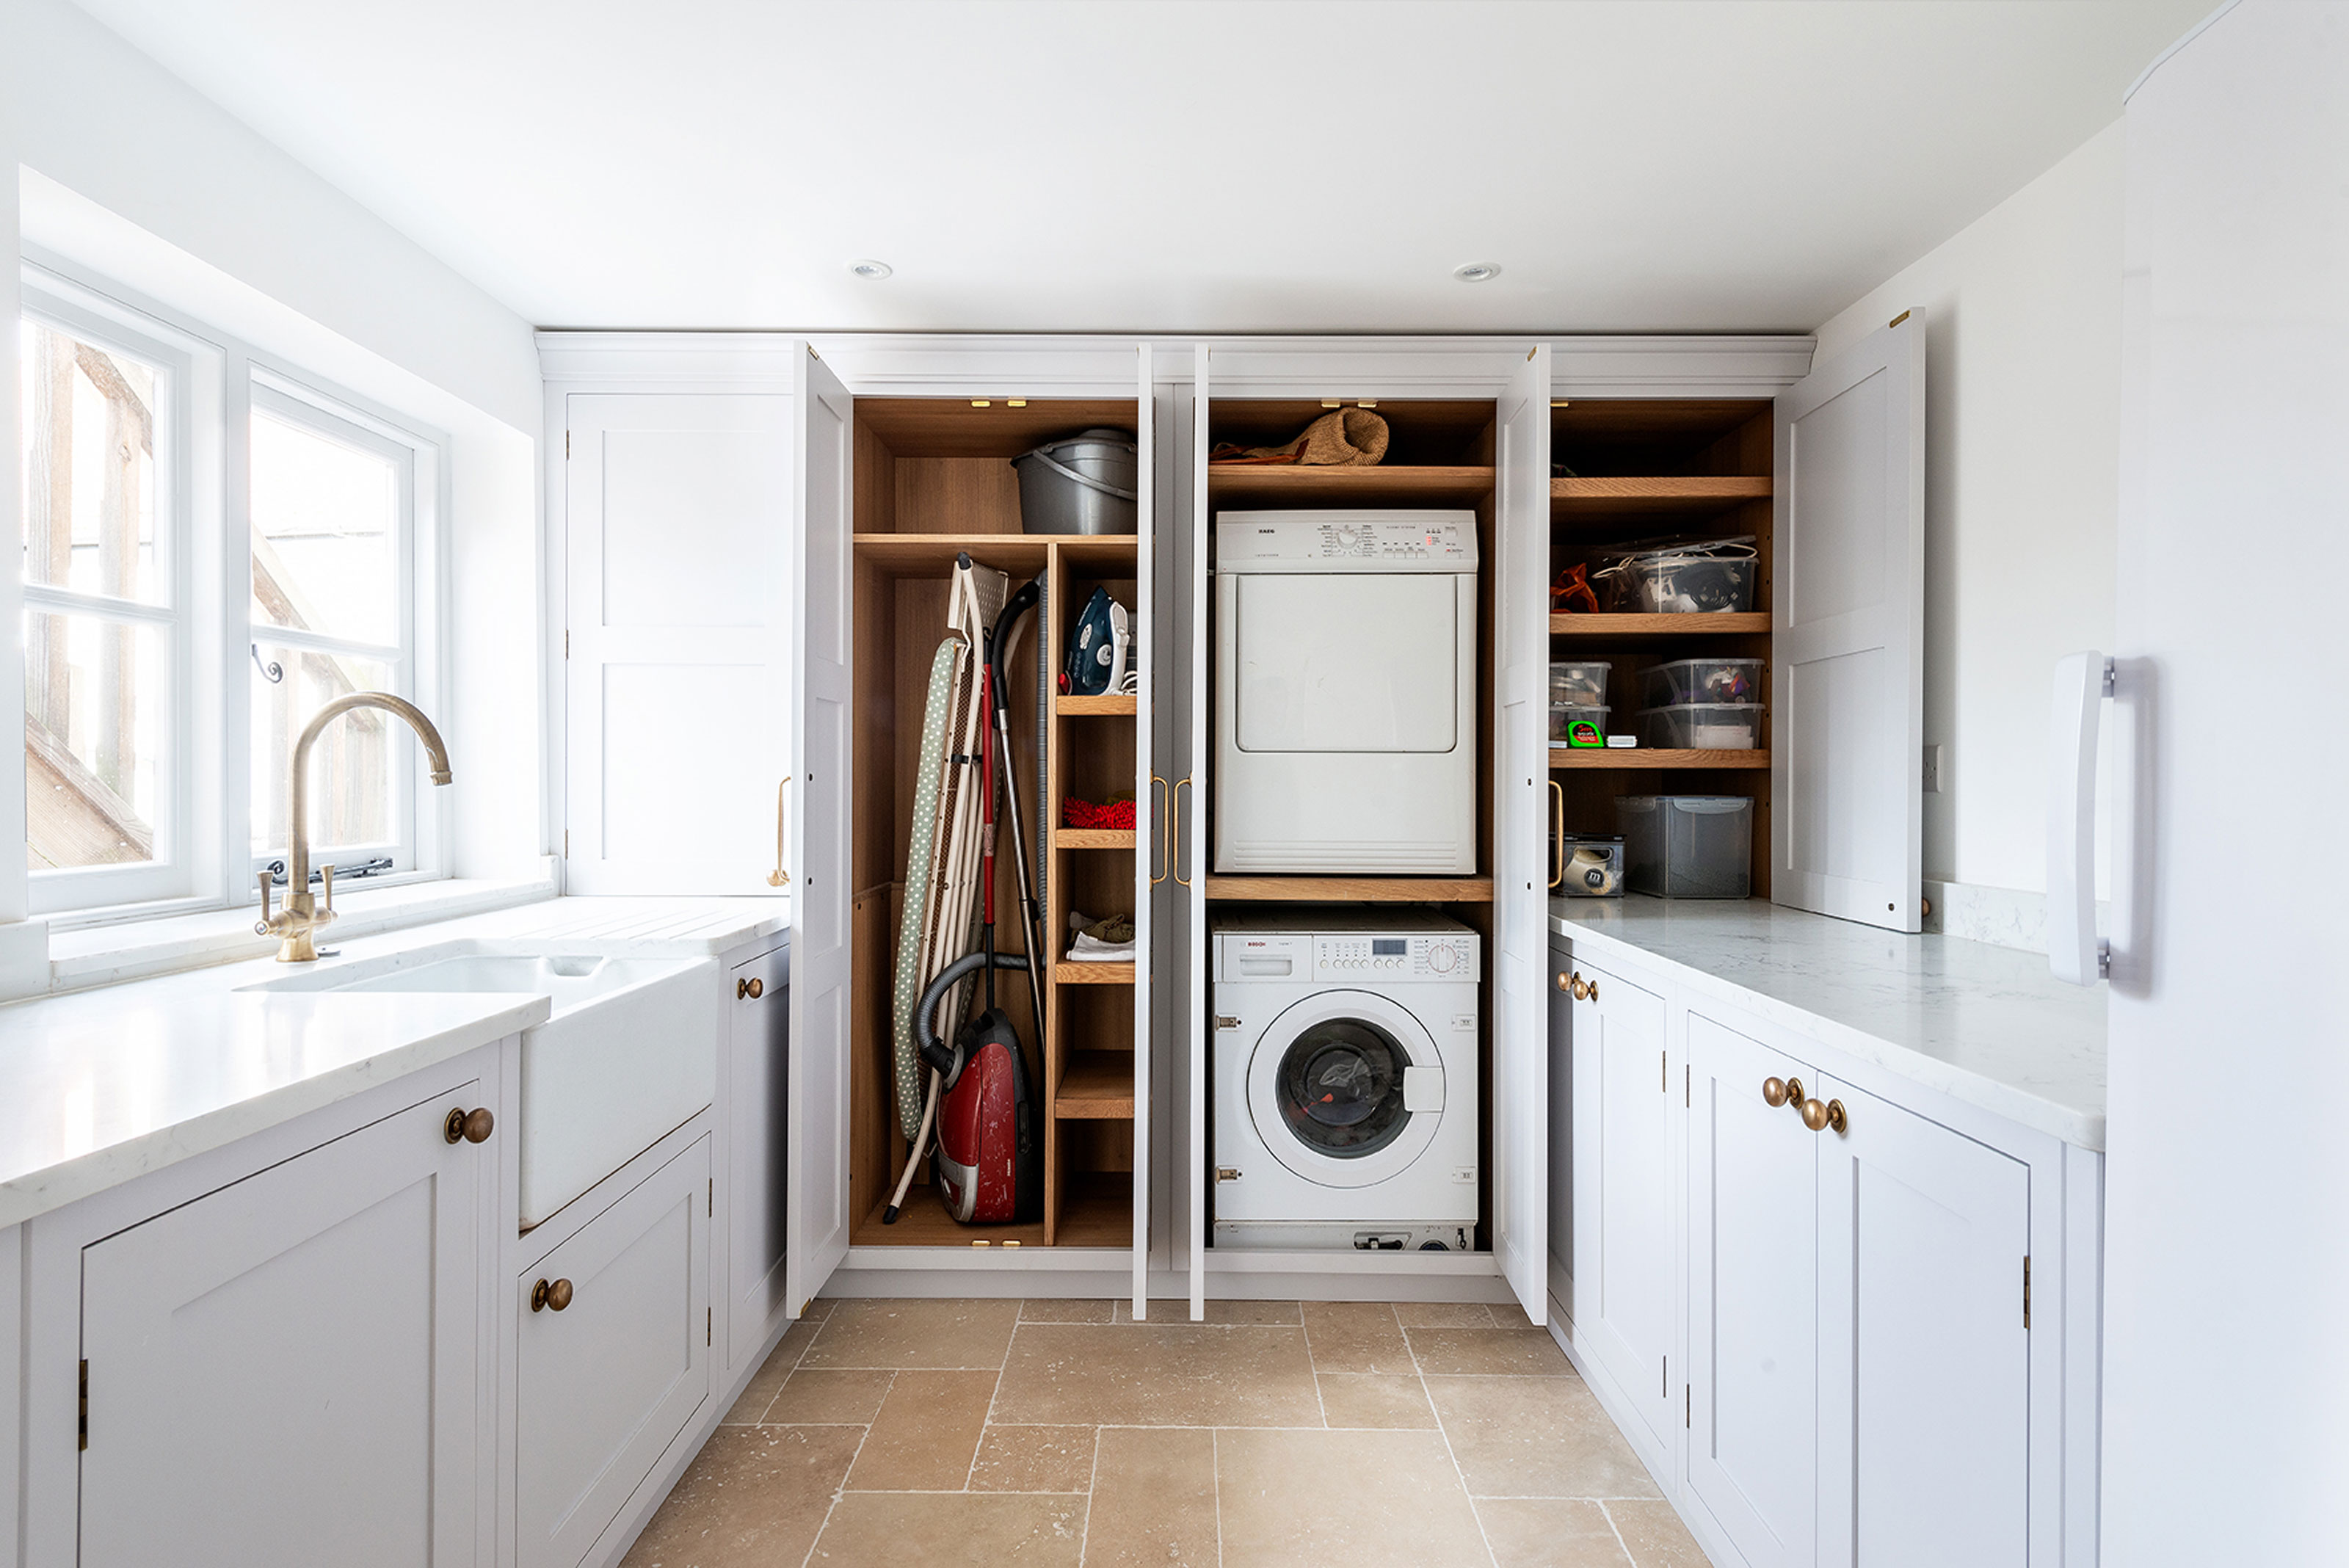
[1063,796,1136,830]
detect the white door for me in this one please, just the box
[1492,345,1552,1323]
[515,1139,711,1568]
[1684,1012,1817,1568]
[787,347,854,1315]
[724,941,791,1376]
[1815,1076,2030,1568]
[1771,314,1925,932]
[1545,943,1576,1318]
[1571,958,1675,1453]
[1185,344,1212,1321]
[79,1089,487,1568]
[1129,342,1156,1315]
[564,393,796,894]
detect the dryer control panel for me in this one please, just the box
[1315,931,1480,981]
[1215,509,1480,572]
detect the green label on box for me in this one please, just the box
[1568,720,1605,749]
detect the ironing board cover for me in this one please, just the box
[887,560,1006,1141]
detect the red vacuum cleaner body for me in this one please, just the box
[932,1004,1036,1224]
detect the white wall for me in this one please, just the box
[0,0,546,932]
[1812,122,2124,906]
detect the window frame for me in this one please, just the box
[19,258,452,926]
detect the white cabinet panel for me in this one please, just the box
[516,1138,711,1568]
[1572,957,1674,1451]
[724,943,791,1376]
[564,392,796,894]
[1546,945,1575,1317]
[1685,1013,1816,1568]
[1772,313,1925,932]
[79,1091,484,1568]
[1817,1075,2030,1568]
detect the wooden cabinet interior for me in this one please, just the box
[847,396,1139,1249]
[1547,399,1776,899]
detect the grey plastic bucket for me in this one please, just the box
[1012,428,1139,535]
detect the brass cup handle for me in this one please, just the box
[531,1277,574,1313]
[443,1106,494,1144]
[738,976,763,1001]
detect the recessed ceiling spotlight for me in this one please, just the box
[849,258,893,280]
[1452,262,1502,283]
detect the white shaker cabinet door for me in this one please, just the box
[723,942,791,1379]
[515,1138,711,1568]
[1684,1012,1817,1568]
[1815,1075,2030,1568]
[79,1089,488,1568]
[1570,957,1675,1456]
[564,392,796,894]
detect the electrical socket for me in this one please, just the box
[1923,743,1945,794]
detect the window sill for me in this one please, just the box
[43,871,559,995]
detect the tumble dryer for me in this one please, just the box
[1213,509,1478,874]
[1210,910,1480,1251]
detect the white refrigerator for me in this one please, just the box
[2060,4,2349,1562]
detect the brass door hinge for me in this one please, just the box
[79,1359,88,1451]
[2023,1256,2033,1329]
[1889,309,1912,329]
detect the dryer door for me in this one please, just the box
[1247,990,1446,1190]
[1230,573,1462,752]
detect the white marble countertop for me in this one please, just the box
[0,895,791,1229]
[1550,897,2107,1150]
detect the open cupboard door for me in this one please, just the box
[1493,346,1552,1324]
[1771,314,1925,933]
[787,345,854,1313]
[1129,343,1156,1317]
[1186,345,1210,1322]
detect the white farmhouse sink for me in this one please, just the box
[244,944,717,1227]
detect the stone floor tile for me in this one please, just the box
[1477,1498,1638,1567]
[618,1424,861,1568]
[992,1324,1321,1426]
[762,1369,894,1426]
[807,1491,1086,1566]
[1083,1427,1219,1567]
[1022,1298,1116,1323]
[970,1423,1099,1492]
[1216,1428,1493,1567]
[1406,1323,1575,1376]
[1426,1376,1661,1499]
[1393,1301,1503,1327]
[1301,1300,1416,1374]
[1605,1499,1711,1567]
[1114,1297,1301,1325]
[843,1369,999,1490]
[801,1297,1023,1370]
[1317,1373,1438,1429]
[718,1320,822,1424]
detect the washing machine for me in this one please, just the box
[1213,509,1479,874]
[1210,910,1480,1252]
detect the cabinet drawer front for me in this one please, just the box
[518,1136,712,1568]
[80,1088,484,1568]
[1817,1076,2029,1568]
[1685,1012,1816,1568]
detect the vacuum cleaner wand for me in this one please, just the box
[987,581,1050,1035]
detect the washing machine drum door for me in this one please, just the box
[1249,990,1442,1190]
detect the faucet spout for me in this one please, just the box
[265,692,454,962]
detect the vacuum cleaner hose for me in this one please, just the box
[914,949,1032,1088]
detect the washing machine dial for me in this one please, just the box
[1426,943,1458,974]
[1335,526,1359,550]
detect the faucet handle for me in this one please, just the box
[319,863,336,925]
[255,867,276,936]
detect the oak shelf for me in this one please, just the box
[1549,748,1770,771]
[1550,612,1770,638]
[1203,875,1494,903]
[1057,693,1137,716]
[1206,464,1495,504]
[1053,961,1136,985]
[1053,828,1136,850]
[1053,1051,1138,1119]
[1551,475,1771,507]
[852,532,1139,573]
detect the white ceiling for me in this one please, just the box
[72,0,2208,335]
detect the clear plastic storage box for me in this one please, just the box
[1639,657,1764,708]
[1550,705,1610,747]
[1553,834,1624,897]
[1638,704,1762,750]
[1616,795,1753,899]
[1595,537,1758,614]
[1550,660,1611,708]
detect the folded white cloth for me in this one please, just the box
[1066,909,1136,963]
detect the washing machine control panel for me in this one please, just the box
[1313,932,1480,980]
[1214,510,1481,570]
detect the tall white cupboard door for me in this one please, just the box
[564,393,796,894]
[515,1139,711,1568]
[1545,943,1576,1318]
[1492,346,1553,1324]
[1685,1014,1816,1568]
[1128,343,1156,1315]
[724,941,791,1376]
[1771,313,1925,932]
[1815,1075,2030,1568]
[1185,344,1211,1321]
[79,1089,486,1568]
[1569,959,1674,1455]
[788,348,855,1314]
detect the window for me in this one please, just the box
[18,264,444,920]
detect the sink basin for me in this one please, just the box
[244,944,717,1227]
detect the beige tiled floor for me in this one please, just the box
[619,1297,1714,1568]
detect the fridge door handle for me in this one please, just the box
[2048,651,2113,985]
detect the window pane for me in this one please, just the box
[250,409,398,647]
[18,319,164,605]
[251,642,397,862]
[25,611,165,871]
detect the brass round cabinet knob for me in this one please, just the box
[1569,974,1592,1002]
[1555,971,1572,992]
[444,1106,494,1145]
[531,1277,574,1313]
[1800,1097,1830,1131]
[738,976,763,1001]
[1762,1077,1790,1108]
